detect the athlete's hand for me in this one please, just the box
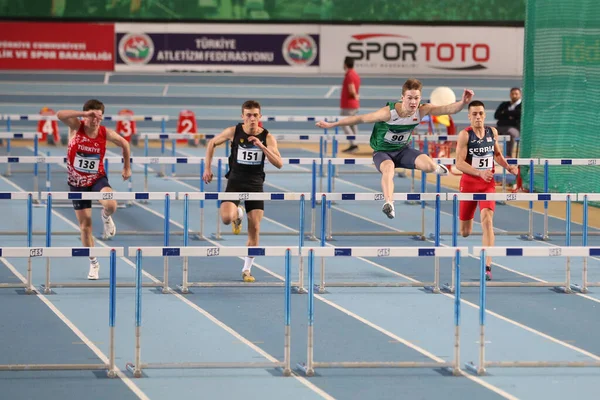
[122,167,132,181]
[202,169,213,184]
[507,165,519,176]
[461,89,475,104]
[247,135,264,148]
[316,120,335,129]
[478,169,494,182]
[84,110,103,120]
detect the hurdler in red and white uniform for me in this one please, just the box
[57,100,132,281]
[455,100,518,281]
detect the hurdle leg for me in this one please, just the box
[581,257,589,293]
[309,206,317,241]
[555,257,573,294]
[43,259,51,294]
[25,258,35,294]
[181,256,189,294]
[162,258,170,294]
[433,258,441,293]
[317,256,327,293]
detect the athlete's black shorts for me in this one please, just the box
[223,179,264,213]
[69,176,111,210]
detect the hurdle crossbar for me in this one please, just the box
[125,246,296,377]
[297,246,466,377]
[466,246,600,375]
[0,247,120,377]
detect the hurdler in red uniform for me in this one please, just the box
[57,99,132,281]
[455,100,518,281]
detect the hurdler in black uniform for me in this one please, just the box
[224,122,269,213]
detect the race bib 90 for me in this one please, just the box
[237,148,262,165]
[472,155,493,170]
[384,131,410,144]
[74,153,100,173]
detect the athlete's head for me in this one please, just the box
[468,100,486,128]
[241,100,262,133]
[401,78,423,113]
[510,87,521,103]
[82,99,104,129]
[343,56,354,71]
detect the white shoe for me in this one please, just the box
[88,262,99,280]
[436,164,449,176]
[382,202,395,219]
[102,213,116,240]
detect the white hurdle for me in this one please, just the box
[0,247,122,377]
[466,246,600,375]
[125,246,296,377]
[297,246,467,377]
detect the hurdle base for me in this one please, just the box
[427,233,444,242]
[423,285,441,294]
[296,362,315,377]
[213,231,300,237]
[519,234,534,241]
[176,284,190,294]
[534,233,550,241]
[292,286,308,294]
[553,286,573,294]
[39,285,56,295]
[0,363,109,372]
[570,283,588,294]
[184,281,295,288]
[125,362,143,378]
[40,282,164,289]
[314,284,329,294]
[464,362,485,375]
[412,235,426,241]
[404,201,420,205]
[441,283,455,293]
[496,200,506,206]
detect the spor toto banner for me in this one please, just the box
[115,23,320,73]
[320,25,524,76]
[0,22,114,71]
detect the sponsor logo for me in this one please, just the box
[377,248,390,257]
[346,33,490,71]
[30,248,43,257]
[282,35,318,66]
[207,247,220,257]
[119,33,154,65]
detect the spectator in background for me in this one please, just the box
[340,56,361,153]
[494,87,521,157]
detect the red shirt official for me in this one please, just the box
[340,68,360,109]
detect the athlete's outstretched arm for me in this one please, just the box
[455,129,491,180]
[57,110,100,131]
[202,127,235,184]
[315,106,391,129]
[106,129,132,180]
[249,134,283,169]
[492,128,518,175]
[421,89,474,117]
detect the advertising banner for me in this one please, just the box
[0,22,114,71]
[115,23,320,73]
[320,25,524,76]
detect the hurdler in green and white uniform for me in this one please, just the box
[370,102,449,219]
[370,102,420,153]
[315,78,472,220]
